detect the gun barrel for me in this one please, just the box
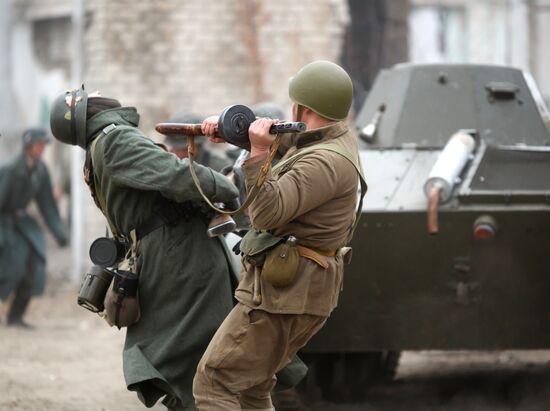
[269,122,306,134]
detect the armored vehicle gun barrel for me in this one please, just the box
[424,130,477,233]
[359,104,385,143]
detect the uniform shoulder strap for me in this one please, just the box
[85,124,120,238]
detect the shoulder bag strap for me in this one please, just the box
[87,124,121,238]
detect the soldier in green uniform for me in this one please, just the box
[0,128,68,328]
[49,89,239,410]
[194,61,365,410]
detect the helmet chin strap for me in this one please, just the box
[296,105,304,122]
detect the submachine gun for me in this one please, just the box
[155,104,306,236]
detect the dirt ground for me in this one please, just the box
[3,244,550,410]
[0,287,165,411]
[4,288,550,411]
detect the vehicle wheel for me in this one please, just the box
[381,350,401,381]
[295,352,332,404]
[296,351,401,403]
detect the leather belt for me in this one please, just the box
[296,245,337,269]
[134,201,198,241]
[135,213,166,241]
[309,247,337,257]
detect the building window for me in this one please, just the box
[409,6,467,63]
[32,16,71,74]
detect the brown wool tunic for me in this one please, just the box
[236,121,362,317]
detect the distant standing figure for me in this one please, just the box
[0,128,68,328]
[164,112,231,172]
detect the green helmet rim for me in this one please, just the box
[288,60,353,121]
[49,85,89,149]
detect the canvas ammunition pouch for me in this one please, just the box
[101,227,141,329]
[104,263,140,329]
[262,236,300,287]
[239,231,298,287]
[76,246,140,329]
[239,231,284,266]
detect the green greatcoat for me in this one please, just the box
[0,153,67,299]
[86,107,239,410]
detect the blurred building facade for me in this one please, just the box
[2,0,349,137]
[1,0,550,278]
[409,0,550,105]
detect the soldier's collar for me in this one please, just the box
[295,121,349,149]
[85,107,140,143]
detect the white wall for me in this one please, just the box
[409,0,508,65]
[409,0,550,106]
[532,0,550,103]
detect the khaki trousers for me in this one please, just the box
[193,302,326,411]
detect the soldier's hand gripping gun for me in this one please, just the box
[156,104,306,151]
[156,105,306,236]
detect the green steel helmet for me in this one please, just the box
[49,85,89,149]
[165,111,204,148]
[252,102,285,120]
[288,60,353,121]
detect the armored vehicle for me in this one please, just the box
[298,63,550,402]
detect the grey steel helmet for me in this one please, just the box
[49,85,89,149]
[252,102,285,120]
[165,111,204,149]
[22,128,50,150]
[288,60,353,121]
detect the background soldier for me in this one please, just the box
[194,60,364,410]
[49,89,239,410]
[0,128,68,328]
[251,102,285,121]
[164,111,231,172]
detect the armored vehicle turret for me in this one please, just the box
[298,63,550,402]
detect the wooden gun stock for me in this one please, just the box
[155,123,206,136]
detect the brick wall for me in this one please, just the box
[80,0,348,246]
[84,0,349,134]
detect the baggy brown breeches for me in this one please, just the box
[193,302,326,411]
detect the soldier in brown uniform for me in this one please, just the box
[193,60,366,411]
